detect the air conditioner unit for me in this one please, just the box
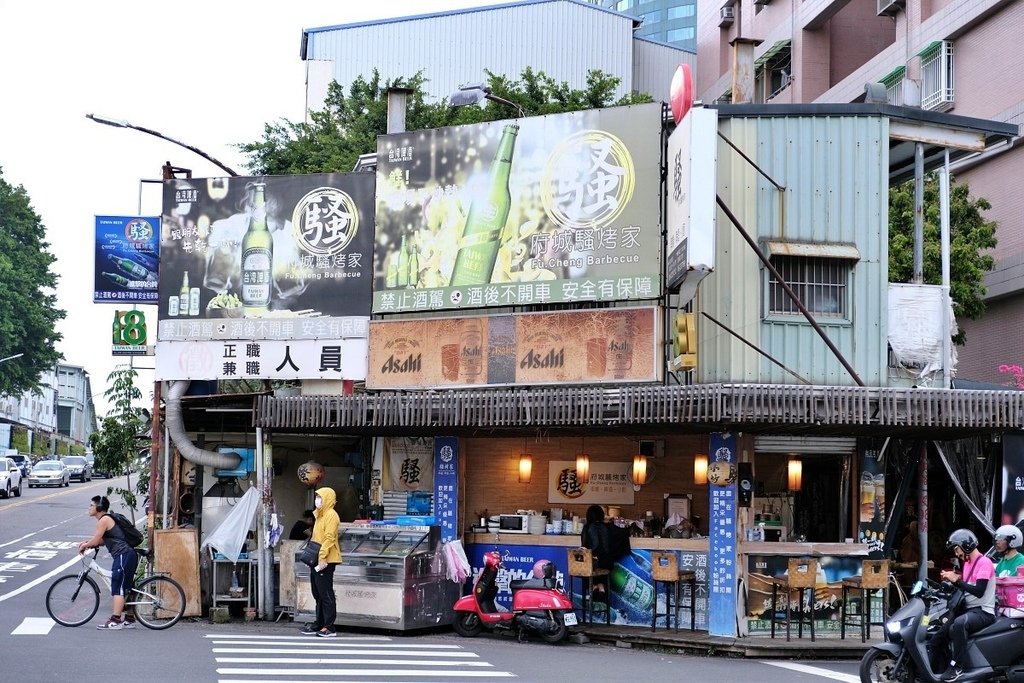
[877,0,904,16]
[719,6,735,26]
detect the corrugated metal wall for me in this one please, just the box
[633,39,695,102]
[305,2,635,102]
[698,114,890,387]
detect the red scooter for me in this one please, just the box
[452,550,577,643]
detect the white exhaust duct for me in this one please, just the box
[165,380,242,470]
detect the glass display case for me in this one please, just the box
[294,524,459,631]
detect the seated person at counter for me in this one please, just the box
[289,510,315,541]
[994,525,1024,577]
[581,505,614,598]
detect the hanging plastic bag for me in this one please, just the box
[442,539,471,584]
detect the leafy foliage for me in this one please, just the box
[889,174,997,345]
[89,366,147,511]
[238,68,653,176]
[0,167,65,395]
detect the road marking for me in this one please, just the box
[0,517,79,548]
[216,670,514,678]
[0,553,83,603]
[12,617,56,635]
[761,660,861,683]
[215,658,491,667]
[212,648,479,657]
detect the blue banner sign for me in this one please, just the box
[708,431,737,636]
[94,215,160,304]
[433,437,459,542]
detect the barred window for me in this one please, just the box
[767,256,849,318]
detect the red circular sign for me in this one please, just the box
[670,63,694,124]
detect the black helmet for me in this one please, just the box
[946,528,979,554]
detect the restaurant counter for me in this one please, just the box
[465,532,708,552]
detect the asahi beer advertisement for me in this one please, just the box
[373,103,662,313]
[666,107,717,291]
[157,174,374,342]
[366,307,659,389]
[94,215,160,304]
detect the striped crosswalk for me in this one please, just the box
[205,633,517,682]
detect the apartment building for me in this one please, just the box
[697,0,1024,383]
[588,0,698,51]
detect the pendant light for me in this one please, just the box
[576,437,590,484]
[631,453,648,487]
[787,456,803,492]
[693,453,708,486]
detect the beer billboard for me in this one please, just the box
[157,173,374,342]
[366,306,660,389]
[373,103,663,313]
[94,215,160,304]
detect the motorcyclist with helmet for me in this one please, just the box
[930,528,997,682]
[993,524,1024,577]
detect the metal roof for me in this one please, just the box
[709,103,1019,185]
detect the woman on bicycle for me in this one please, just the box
[76,495,139,630]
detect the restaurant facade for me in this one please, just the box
[151,101,1023,636]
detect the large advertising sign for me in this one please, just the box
[373,103,663,313]
[666,107,717,293]
[154,338,367,381]
[366,306,659,389]
[157,174,374,342]
[94,215,160,304]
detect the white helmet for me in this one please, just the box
[995,524,1023,549]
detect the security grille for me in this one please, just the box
[767,256,849,318]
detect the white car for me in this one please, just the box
[0,457,23,498]
[27,461,70,488]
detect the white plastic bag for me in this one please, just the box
[442,539,471,584]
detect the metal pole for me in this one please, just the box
[147,381,162,546]
[913,143,925,283]
[86,114,239,177]
[939,150,952,389]
[162,424,171,530]
[918,441,929,584]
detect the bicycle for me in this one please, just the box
[45,547,185,630]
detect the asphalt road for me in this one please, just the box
[0,480,866,683]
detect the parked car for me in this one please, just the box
[61,456,92,482]
[8,453,32,477]
[84,453,110,479]
[27,461,70,488]
[0,457,23,498]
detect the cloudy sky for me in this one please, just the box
[0,0,492,416]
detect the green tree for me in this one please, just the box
[889,174,997,345]
[238,68,652,176]
[89,366,148,515]
[0,167,65,394]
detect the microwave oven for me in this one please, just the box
[495,514,531,534]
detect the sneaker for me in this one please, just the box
[121,619,136,630]
[315,628,337,638]
[300,624,320,635]
[940,666,964,682]
[96,617,124,630]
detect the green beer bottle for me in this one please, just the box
[241,183,273,316]
[450,124,518,287]
[108,254,152,280]
[178,271,190,318]
[395,234,409,288]
[111,310,122,345]
[407,232,419,288]
[102,271,130,287]
[610,561,654,613]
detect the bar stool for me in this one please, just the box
[566,547,610,625]
[650,551,697,631]
[841,559,889,642]
[769,557,818,642]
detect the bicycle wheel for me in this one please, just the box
[131,576,185,629]
[46,574,101,627]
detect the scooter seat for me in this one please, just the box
[511,578,556,591]
[973,617,1024,638]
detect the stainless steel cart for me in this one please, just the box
[294,524,460,630]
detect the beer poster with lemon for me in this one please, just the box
[373,103,662,313]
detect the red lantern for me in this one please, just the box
[297,461,326,488]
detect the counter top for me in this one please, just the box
[740,541,870,556]
[465,532,708,551]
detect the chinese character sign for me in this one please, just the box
[94,215,160,304]
[158,174,374,338]
[547,460,634,505]
[707,431,737,637]
[433,437,459,542]
[385,437,434,492]
[154,338,367,381]
[373,103,662,313]
[665,107,717,291]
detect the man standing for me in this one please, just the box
[76,495,139,630]
[932,529,996,682]
[301,487,341,638]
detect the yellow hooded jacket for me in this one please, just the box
[312,486,342,565]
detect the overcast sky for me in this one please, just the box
[0,0,492,416]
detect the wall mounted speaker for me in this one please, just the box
[737,462,753,507]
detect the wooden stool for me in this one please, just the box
[841,559,889,642]
[651,551,697,631]
[769,557,818,641]
[567,547,610,625]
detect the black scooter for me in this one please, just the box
[860,580,1024,682]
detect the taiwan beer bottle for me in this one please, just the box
[178,271,190,318]
[108,254,152,280]
[102,271,130,287]
[241,183,273,316]
[395,234,409,288]
[450,124,518,287]
[111,310,122,345]
[406,232,419,288]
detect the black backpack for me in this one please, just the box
[606,522,631,562]
[107,512,144,547]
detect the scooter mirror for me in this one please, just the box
[911,580,923,595]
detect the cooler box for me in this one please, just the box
[996,577,1024,617]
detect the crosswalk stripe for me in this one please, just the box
[216,669,515,678]
[12,617,56,635]
[761,660,861,683]
[208,639,462,649]
[206,634,397,641]
[211,648,478,657]
[214,658,491,666]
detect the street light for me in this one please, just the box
[449,84,526,119]
[85,113,239,177]
[0,353,24,364]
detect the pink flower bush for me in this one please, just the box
[999,364,1024,389]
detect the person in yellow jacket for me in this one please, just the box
[301,486,342,637]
